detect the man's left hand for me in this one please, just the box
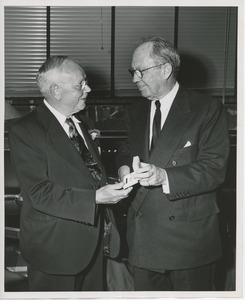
[133,162,167,186]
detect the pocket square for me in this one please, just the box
[183,141,191,148]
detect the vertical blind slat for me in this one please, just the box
[5,6,47,95]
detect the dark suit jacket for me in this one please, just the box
[117,85,230,270]
[8,103,107,275]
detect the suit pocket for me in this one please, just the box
[170,145,197,166]
[23,213,57,250]
[174,144,196,155]
[185,200,220,222]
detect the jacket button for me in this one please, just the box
[171,160,177,166]
[169,215,175,221]
[136,212,142,219]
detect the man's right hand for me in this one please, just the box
[95,182,132,204]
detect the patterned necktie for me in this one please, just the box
[65,117,102,184]
[151,100,161,151]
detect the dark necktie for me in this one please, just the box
[151,100,161,151]
[65,117,102,184]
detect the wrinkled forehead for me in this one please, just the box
[132,42,155,67]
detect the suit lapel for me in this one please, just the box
[36,103,105,182]
[47,114,90,173]
[150,97,195,165]
[78,116,106,178]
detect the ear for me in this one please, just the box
[50,84,61,100]
[162,63,173,79]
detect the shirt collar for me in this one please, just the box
[158,81,179,106]
[43,99,80,127]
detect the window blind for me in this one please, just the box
[5,6,47,97]
[50,6,111,94]
[4,6,237,99]
[177,7,237,93]
[114,6,175,96]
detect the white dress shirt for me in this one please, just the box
[149,82,179,194]
[149,82,179,148]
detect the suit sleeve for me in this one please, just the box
[165,99,230,200]
[8,122,97,225]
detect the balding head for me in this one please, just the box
[134,37,180,79]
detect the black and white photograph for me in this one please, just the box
[1,0,243,299]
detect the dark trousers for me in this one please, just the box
[27,237,105,291]
[129,262,216,291]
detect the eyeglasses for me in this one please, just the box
[128,63,166,79]
[74,77,88,90]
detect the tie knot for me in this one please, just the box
[65,117,74,126]
[65,117,77,138]
[155,100,161,110]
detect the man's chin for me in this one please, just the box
[140,90,150,99]
[73,104,86,114]
[79,104,86,111]
[78,99,86,109]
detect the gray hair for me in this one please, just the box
[36,56,80,97]
[142,37,180,77]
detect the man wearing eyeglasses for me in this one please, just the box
[117,37,230,291]
[8,56,132,291]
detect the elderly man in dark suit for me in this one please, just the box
[8,56,132,291]
[117,37,230,291]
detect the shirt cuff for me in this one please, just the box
[162,169,170,194]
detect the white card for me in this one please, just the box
[123,172,138,189]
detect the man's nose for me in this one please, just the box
[84,84,91,93]
[132,73,140,84]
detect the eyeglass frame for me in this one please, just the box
[128,63,166,79]
[73,77,88,90]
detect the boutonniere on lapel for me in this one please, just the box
[88,129,101,140]
[88,129,101,155]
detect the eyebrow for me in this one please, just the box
[75,77,87,84]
